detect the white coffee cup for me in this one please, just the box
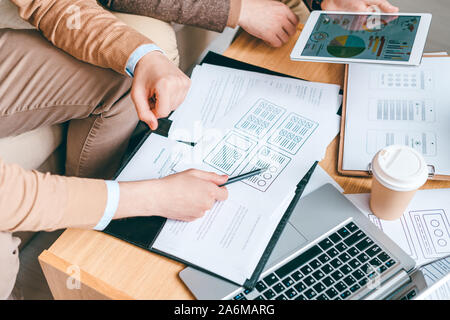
[370,145,428,220]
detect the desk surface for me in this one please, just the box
[39,26,450,300]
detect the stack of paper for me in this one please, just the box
[117,63,342,286]
[152,83,341,284]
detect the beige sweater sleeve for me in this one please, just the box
[11,0,153,75]
[0,158,107,232]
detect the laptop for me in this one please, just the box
[179,184,430,300]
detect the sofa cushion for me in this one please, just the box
[0,125,64,170]
[0,0,34,29]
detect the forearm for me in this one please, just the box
[115,181,156,219]
[99,0,242,32]
[0,159,107,232]
[11,0,152,75]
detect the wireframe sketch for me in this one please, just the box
[234,98,286,139]
[268,112,318,155]
[238,146,291,192]
[203,130,257,176]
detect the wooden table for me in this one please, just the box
[38,26,450,300]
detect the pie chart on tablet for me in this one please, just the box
[327,35,366,58]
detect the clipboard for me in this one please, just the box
[102,52,320,289]
[338,54,450,180]
[104,158,317,290]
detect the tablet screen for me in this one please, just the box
[301,13,421,62]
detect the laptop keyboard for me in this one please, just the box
[232,222,397,300]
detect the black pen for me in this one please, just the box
[219,167,268,187]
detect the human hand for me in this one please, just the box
[322,0,398,31]
[116,169,229,221]
[131,51,191,130]
[321,0,399,12]
[237,0,299,47]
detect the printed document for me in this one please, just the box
[169,63,341,143]
[342,57,450,175]
[116,134,189,181]
[420,256,450,287]
[417,268,450,300]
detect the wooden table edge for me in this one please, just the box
[39,250,133,300]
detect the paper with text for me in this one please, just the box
[417,266,450,300]
[169,64,341,143]
[420,256,450,288]
[116,134,190,181]
[343,57,450,175]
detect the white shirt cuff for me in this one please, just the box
[93,181,120,231]
[125,44,166,77]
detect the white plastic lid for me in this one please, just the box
[372,145,428,192]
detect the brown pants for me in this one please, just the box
[0,29,139,179]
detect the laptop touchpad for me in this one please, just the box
[265,222,308,270]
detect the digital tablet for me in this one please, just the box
[291,11,432,65]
